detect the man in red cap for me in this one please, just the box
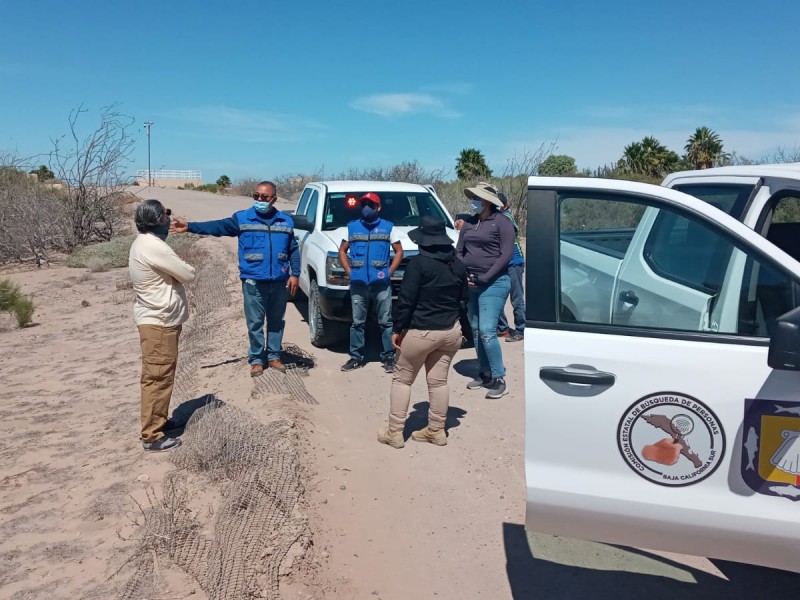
[338,192,403,373]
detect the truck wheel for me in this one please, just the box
[309,280,336,348]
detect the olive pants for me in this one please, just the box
[138,324,181,442]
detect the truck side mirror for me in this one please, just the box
[768,305,800,370]
[293,215,313,231]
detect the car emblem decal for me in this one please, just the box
[617,392,725,487]
[741,399,800,501]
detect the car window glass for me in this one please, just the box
[558,192,798,337]
[296,188,312,216]
[765,194,800,263]
[671,183,754,220]
[306,191,319,224]
[322,191,448,230]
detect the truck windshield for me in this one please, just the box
[322,191,451,231]
[671,183,755,220]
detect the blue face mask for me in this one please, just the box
[254,200,273,214]
[361,205,378,221]
[153,217,170,241]
[471,200,483,214]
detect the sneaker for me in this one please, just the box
[377,427,404,449]
[466,373,491,390]
[411,426,447,446]
[341,358,366,372]
[268,359,287,373]
[143,436,182,452]
[485,378,508,399]
[496,329,510,338]
[382,358,395,373]
[250,364,264,377]
[506,330,524,342]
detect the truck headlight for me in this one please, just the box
[326,255,349,286]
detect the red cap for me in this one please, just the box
[359,192,381,207]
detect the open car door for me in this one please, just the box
[524,177,800,573]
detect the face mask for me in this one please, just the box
[361,205,378,221]
[153,217,170,241]
[254,200,273,214]
[471,200,483,214]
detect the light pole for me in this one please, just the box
[144,121,154,187]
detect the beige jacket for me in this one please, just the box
[129,233,196,327]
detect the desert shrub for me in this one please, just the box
[0,278,34,328]
[66,233,199,269]
[193,183,219,193]
[232,178,260,198]
[12,295,35,327]
[0,279,21,311]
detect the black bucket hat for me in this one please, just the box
[409,215,453,247]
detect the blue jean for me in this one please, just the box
[498,264,525,333]
[468,274,511,378]
[349,282,394,361]
[242,279,289,364]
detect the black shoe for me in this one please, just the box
[382,358,395,373]
[466,373,491,390]
[341,358,366,372]
[143,436,182,452]
[506,330,524,342]
[485,378,508,399]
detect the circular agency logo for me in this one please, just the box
[617,392,726,487]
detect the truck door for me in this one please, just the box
[524,177,800,573]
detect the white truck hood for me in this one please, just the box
[321,225,458,253]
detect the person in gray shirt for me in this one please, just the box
[456,182,515,399]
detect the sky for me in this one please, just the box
[2,0,799,183]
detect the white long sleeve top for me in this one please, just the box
[128,233,196,327]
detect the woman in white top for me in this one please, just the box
[129,200,196,451]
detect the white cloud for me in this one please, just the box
[350,93,461,118]
[175,105,327,143]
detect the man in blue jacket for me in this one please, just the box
[338,192,403,373]
[171,181,300,377]
[496,193,526,342]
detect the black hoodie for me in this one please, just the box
[393,246,469,333]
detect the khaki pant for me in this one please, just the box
[138,324,181,442]
[389,322,462,433]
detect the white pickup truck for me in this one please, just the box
[524,165,800,573]
[290,181,458,347]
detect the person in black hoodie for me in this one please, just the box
[377,216,469,449]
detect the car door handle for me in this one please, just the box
[539,366,616,386]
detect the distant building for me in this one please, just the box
[136,169,203,188]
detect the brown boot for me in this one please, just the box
[250,364,264,377]
[268,359,287,373]
[411,426,447,446]
[377,427,404,449]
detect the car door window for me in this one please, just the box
[306,191,319,224]
[764,193,800,263]
[559,193,799,336]
[296,188,312,216]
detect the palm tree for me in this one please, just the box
[456,148,492,180]
[685,127,728,169]
[619,136,680,179]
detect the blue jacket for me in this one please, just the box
[501,208,525,266]
[347,218,394,285]
[187,208,301,281]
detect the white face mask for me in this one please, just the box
[470,199,483,214]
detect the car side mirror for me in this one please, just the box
[768,305,800,370]
[455,213,471,222]
[293,215,313,231]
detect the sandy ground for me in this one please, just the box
[1,187,797,600]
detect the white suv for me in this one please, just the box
[291,181,458,347]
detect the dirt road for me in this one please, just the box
[1,187,796,600]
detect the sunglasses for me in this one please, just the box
[253,193,277,201]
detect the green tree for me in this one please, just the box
[685,126,728,169]
[455,148,492,180]
[29,165,55,181]
[216,174,231,189]
[538,154,577,176]
[618,136,680,179]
